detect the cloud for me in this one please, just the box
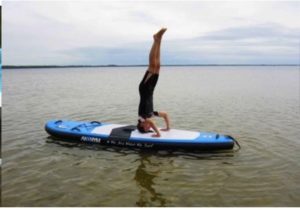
[163,24,299,64]
[3,1,300,65]
[61,44,149,65]
[199,23,300,41]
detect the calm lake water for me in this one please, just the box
[2,66,300,206]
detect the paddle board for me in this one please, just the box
[45,120,236,150]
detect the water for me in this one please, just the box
[2,66,300,206]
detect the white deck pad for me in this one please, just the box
[131,129,200,140]
[91,124,124,135]
[91,124,200,140]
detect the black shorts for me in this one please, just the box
[139,111,159,121]
[138,71,159,117]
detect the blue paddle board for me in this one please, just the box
[45,120,236,150]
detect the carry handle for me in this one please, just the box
[90,121,101,125]
[71,127,81,132]
[55,120,63,124]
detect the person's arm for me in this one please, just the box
[145,118,161,137]
[158,111,170,131]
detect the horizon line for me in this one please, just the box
[2,64,300,69]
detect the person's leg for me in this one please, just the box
[148,28,167,76]
[144,39,159,82]
[147,41,160,77]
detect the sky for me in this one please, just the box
[3,1,300,65]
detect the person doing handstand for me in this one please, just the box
[137,28,170,137]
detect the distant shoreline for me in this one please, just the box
[2,64,299,69]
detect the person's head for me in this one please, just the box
[137,120,151,133]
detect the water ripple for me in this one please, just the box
[2,67,300,206]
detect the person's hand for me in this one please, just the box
[151,133,161,138]
[160,128,170,131]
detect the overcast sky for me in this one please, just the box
[3,1,300,65]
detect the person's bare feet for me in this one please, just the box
[153,28,167,40]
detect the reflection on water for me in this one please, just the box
[46,137,239,207]
[3,67,300,206]
[134,154,167,207]
[46,137,240,207]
